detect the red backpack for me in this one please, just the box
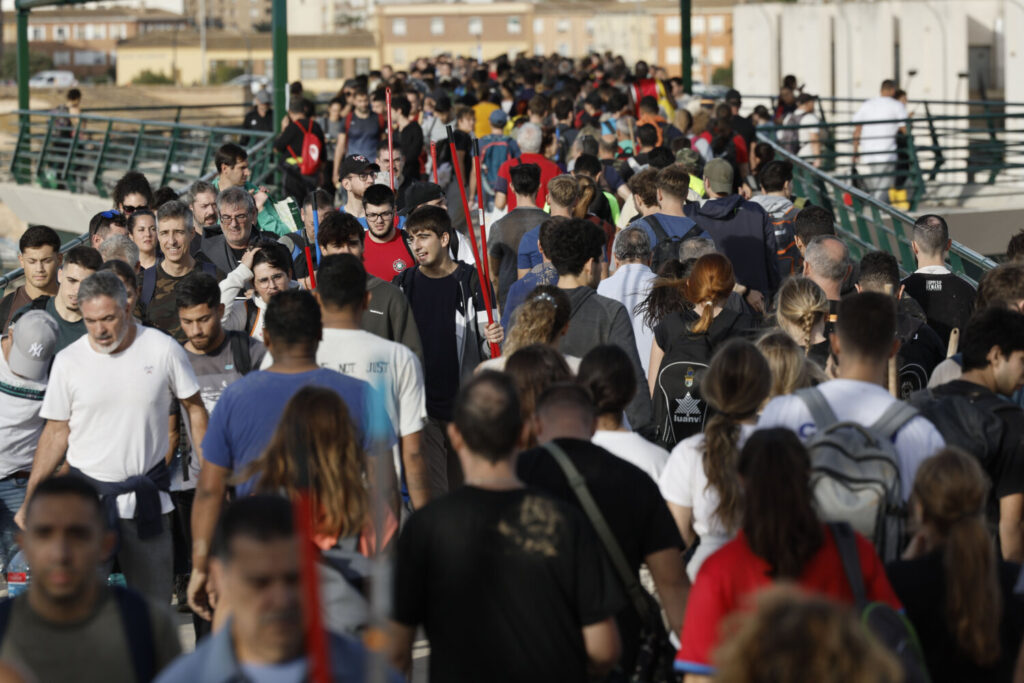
[287,119,323,176]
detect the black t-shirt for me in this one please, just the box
[731,114,757,146]
[901,272,976,349]
[398,122,424,176]
[895,314,946,399]
[407,269,460,420]
[393,486,625,683]
[517,438,684,669]
[886,551,1024,683]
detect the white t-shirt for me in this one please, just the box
[756,378,945,500]
[797,112,821,159]
[41,325,201,517]
[597,263,657,375]
[0,343,48,479]
[658,425,755,581]
[852,96,908,164]
[592,430,669,482]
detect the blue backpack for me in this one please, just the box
[479,134,519,198]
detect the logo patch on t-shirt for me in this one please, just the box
[926,280,942,292]
[393,258,408,273]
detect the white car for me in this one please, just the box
[28,70,78,89]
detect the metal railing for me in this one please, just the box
[757,131,998,286]
[7,109,277,197]
[80,102,252,127]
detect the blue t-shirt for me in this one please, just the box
[202,368,395,495]
[630,213,705,247]
[501,263,560,329]
[516,225,543,271]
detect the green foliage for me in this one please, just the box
[209,63,245,85]
[132,69,176,85]
[2,51,53,81]
[712,64,733,87]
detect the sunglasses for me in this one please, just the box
[122,204,147,215]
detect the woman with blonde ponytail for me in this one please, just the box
[886,448,1024,682]
[477,285,580,373]
[658,338,771,581]
[647,253,753,398]
[774,276,829,368]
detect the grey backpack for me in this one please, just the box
[796,387,918,562]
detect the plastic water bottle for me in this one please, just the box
[6,551,29,597]
[107,573,126,588]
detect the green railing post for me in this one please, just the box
[34,116,56,183]
[60,116,84,182]
[16,10,29,121]
[92,119,114,197]
[126,122,145,170]
[159,126,182,187]
[272,0,287,136]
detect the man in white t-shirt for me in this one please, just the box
[758,291,944,501]
[15,271,208,603]
[262,254,430,512]
[0,311,59,568]
[784,93,821,165]
[852,80,908,202]
[597,227,657,374]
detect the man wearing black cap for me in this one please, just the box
[337,154,379,219]
[725,89,756,147]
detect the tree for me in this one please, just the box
[1,50,53,81]
[712,64,733,87]
[132,69,176,85]
[209,63,245,85]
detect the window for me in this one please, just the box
[28,26,45,41]
[533,17,543,34]
[665,47,682,65]
[95,24,106,39]
[392,18,406,36]
[53,51,71,66]
[118,23,129,39]
[73,25,83,39]
[708,47,726,65]
[300,58,318,80]
[709,16,725,33]
[264,59,274,75]
[468,17,482,36]
[393,47,406,65]
[83,24,95,39]
[326,58,343,79]
[54,25,69,41]
[558,42,569,57]
[556,19,570,33]
[430,18,444,35]
[585,19,595,36]
[691,16,705,34]
[507,16,522,34]
[355,58,370,76]
[74,50,106,66]
[665,16,681,35]
[534,42,544,56]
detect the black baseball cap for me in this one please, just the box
[338,154,380,178]
[402,182,446,215]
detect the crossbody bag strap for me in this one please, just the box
[542,441,651,620]
[828,522,868,608]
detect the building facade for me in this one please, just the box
[183,0,272,32]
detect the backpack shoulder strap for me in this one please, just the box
[229,331,252,376]
[795,386,839,430]
[542,441,652,621]
[344,111,353,134]
[829,522,868,608]
[644,214,668,243]
[294,118,308,136]
[0,597,13,646]
[869,400,919,441]
[111,586,156,683]
[681,223,704,241]
[245,299,260,337]
[140,267,158,307]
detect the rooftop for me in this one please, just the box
[117,30,377,50]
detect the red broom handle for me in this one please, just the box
[303,246,317,290]
[446,125,499,358]
[430,141,438,184]
[385,88,395,194]
[472,138,492,289]
[294,492,331,683]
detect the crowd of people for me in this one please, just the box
[0,51,1022,683]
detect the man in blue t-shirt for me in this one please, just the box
[186,289,396,621]
[627,165,705,250]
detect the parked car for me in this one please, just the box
[28,70,78,89]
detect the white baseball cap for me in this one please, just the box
[9,310,59,381]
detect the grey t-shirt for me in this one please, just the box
[0,588,182,683]
[173,332,266,490]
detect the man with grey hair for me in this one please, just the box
[201,187,276,274]
[140,200,221,342]
[15,270,207,603]
[493,122,561,211]
[901,213,976,348]
[804,235,851,302]
[598,227,658,373]
[98,234,139,269]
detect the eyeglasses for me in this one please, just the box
[346,172,375,182]
[100,210,122,219]
[222,213,251,225]
[365,210,394,222]
[121,205,147,215]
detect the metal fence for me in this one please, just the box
[757,131,998,286]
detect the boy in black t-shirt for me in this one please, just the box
[392,373,624,683]
[901,214,976,349]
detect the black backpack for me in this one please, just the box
[651,326,715,449]
[139,260,218,308]
[0,586,156,682]
[830,523,932,683]
[226,330,253,376]
[644,214,705,273]
[895,317,930,400]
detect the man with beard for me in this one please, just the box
[361,184,414,281]
[14,271,208,603]
[187,180,221,254]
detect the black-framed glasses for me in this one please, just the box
[365,210,395,222]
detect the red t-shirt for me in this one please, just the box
[496,153,562,211]
[675,526,901,676]
[363,230,413,281]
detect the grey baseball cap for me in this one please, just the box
[8,310,59,381]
